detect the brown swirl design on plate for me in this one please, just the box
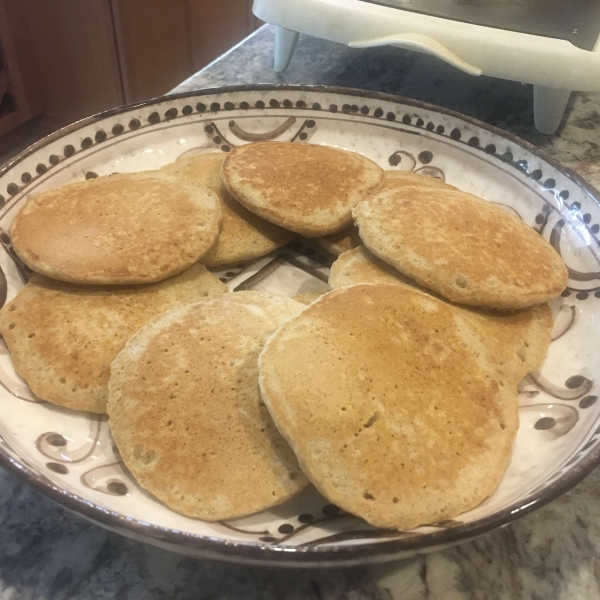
[521,403,579,436]
[527,373,593,400]
[80,461,129,496]
[36,414,103,463]
[229,116,297,141]
[552,304,578,341]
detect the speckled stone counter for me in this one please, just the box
[2,24,600,600]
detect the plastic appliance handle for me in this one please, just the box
[349,33,483,76]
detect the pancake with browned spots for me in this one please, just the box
[354,186,568,309]
[221,142,384,237]
[108,291,308,520]
[0,264,227,413]
[11,171,221,284]
[259,284,548,530]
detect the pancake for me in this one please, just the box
[329,245,552,377]
[293,292,326,305]
[162,153,293,266]
[221,142,384,237]
[259,284,545,530]
[11,171,222,284]
[329,246,419,290]
[354,186,568,309]
[108,291,309,521]
[315,171,450,256]
[0,264,227,413]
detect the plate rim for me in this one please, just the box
[0,83,599,567]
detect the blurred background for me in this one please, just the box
[0,0,261,163]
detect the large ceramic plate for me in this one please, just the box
[0,85,599,567]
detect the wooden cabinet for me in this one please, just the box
[1,0,260,130]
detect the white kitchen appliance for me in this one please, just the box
[253,0,600,134]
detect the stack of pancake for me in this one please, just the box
[0,140,568,529]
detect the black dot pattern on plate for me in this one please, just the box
[21,172,31,184]
[36,163,47,174]
[47,433,67,447]
[283,99,293,108]
[468,136,479,147]
[221,145,231,152]
[562,289,571,297]
[535,214,544,224]
[225,271,236,278]
[107,481,128,496]
[426,122,435,131]
[559,190,569,200]
[342,104,351,113]
[269,99,280,108]
[255,100,265,109]
[386,112,396,121]
[544,178,556,189]
[389,154,401,166]
[374,108,383,118]
[436,125,445,134]
[402,115,411,124]
[418,151,433,164]
[196,102,206,112]
[85,172,98,180]
[517,160,528,170]
[361,105,369,115]
[296,100,306,108]
[240,101,250,110]
[566,375,586,389]
[329,104,338,113]
[298,513,314,524]
[535,417,556,430]
[219,277,227,283]
[81,137,92,149]
[312,102,321,110]
[95,130,107,143]
[1,232,10,244]
[148,112,160,125]
[577,292,589,300]
[595,291,600,298]
[112,124,124,135]
[306,120,315,128]
[485,144,496,154]
[6,183,18,195]
[531,169,542,180]
[580,395,598,409]
[165,108,178,120]
[204,125,214,135]
[0,195,4,208]
[416,118,424,127]
[591,224,600,234]
[582,213,591,224]
[210,103,220,112]
[278,523,294,534]
[502,151,513,162]
[259,536,277,543]
[182,105,193,115]
[64,145,75,157]
[299,132,308,140]
[213,136,222,145]
[224,102,235,110]
[322,503,341,517]
[572,201,581,210]
[129,118,141,130]
[450,128,461,140]
[47,462,68,474]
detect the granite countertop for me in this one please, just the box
[3,24,600,600]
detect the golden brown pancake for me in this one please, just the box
[316,170,450,256]
[329,245,553,378]
[221,142,384,237]
[259,284,549,530]
[0,264,227,413]
[108,291,309,521]
[11,171,221,284]
[162,153,293,266]
[354,186,568,309]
